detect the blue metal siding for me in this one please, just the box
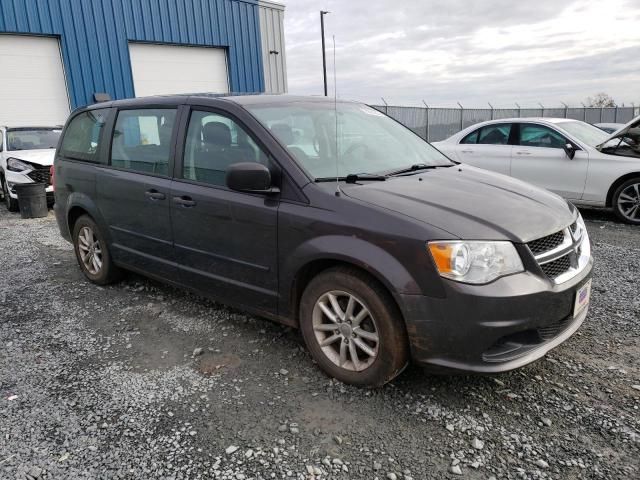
[0,0,265,108]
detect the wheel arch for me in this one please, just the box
[606,172,640,207]
[282,235,425,327]
[289,258,406,329]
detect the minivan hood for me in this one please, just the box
[341,166,575,242]
[596,114,640,149]
[6,149,55,166]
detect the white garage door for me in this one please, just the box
[0,35,70,126]
[129,43,229,97]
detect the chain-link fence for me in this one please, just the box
[371,105,639,142]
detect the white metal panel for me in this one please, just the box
[259,1,288,94]
[128,43,229,97]
[0,35,70,126]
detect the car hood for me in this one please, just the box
[341,165,575,242]
[596,114,640,149]
[5,149,55,166]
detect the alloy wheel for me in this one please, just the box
[617,182,640,222]
[311,290,379,372]
[77,226,103,275]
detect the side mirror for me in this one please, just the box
[226,162,279,194]
[563,143,576,160]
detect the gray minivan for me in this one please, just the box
[53,95,593,386]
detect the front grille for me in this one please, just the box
[527,231,565,255]
[540,255,572,278]
[27,166,51,186]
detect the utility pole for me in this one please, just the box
[320,11,330,96]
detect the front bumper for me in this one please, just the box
[400,257,593,373]
[4,169,54,201]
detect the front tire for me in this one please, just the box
[72,215,122,285]
[613,178,640,225]
[2,177,19,212]
[300,267,409,387]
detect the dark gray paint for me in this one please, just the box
[53,94,593,373]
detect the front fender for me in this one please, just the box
[285,234,423,296]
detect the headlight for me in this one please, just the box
[428,241,524,284]
[6,157,31,172]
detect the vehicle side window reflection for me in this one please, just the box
[478,124,511,145]
[519,124,567,149]
[182,110,269,187]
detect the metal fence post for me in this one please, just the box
[488,102,494,120]
[515,103,521,118]
[538,102,545,117]
[581,103,586,122]
[615,106,618,123]
[457,102,464,131]
[600,107,603,123]
[561,102,568,118]
[381,97,388,115]
[422,100,430,142]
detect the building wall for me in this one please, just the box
[0,0,266,109]
[259,0,287,93]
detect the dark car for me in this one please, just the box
[53,95,593,386]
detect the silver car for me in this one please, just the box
[434,116,640,224]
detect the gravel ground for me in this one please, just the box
[0,206,638,480]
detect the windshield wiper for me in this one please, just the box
[315,173,387,183]
[386,163,452,176]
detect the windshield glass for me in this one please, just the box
[7,129,62,151]
[245,101,453,179]
[558,121,609,147]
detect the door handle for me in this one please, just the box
[173,195,196,207]
[461,150,473,154]
[515,151,531,155]
[145,189,166,201]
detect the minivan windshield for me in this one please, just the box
[246,101,453,179]
[7,128,62,151]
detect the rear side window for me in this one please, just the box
[110,109,177,176]
[59,109,110,162]
[519,124,567,149]
[478,124,511,145]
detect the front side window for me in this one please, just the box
[8,128,62,151]
[245,102,453,179]
[478,124,511,145]
[182,110,269,187]
[519,124,567,149]
[59,110,108,162]
[110,109,176,175]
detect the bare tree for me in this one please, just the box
[585,93,616,108]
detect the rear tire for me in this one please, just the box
[2,177,19,212]
[72,215,122,285]
[612,177,640,225]
[300,267,409,387]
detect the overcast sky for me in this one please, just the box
[279,0,640,107]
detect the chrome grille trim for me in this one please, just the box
[527,219,590,284]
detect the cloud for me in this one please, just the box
[279,0,640,107]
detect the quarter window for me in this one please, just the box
[460,129,479,144]
[110,109,177,176]
[519,124,567,149]
[478,124,511,145]
[182,110,269,187]
[59,109,109,162]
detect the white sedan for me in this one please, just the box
[433,116,640,224]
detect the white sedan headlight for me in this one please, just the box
[428,241,524,284]
[6,157,31,172]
